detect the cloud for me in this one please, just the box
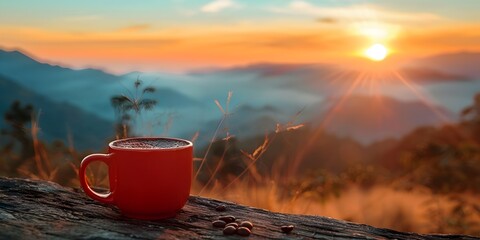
[272,0,441,23]
[316,17,338,24]
[119,24,151,32]
[0,26,179,46]
[400,67,471,83]
[395,25,480,55]
[220,31,354,50]
[201,0,236,13]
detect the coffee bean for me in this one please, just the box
[237,227,251,236]
[281,225,294,233]
[215,205,226,212]
[240,221,253,230]
[212,220,226,228]
[226,222,238,228]
[223,226,237,235]
[219,215,236,223]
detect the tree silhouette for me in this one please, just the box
[1,101,35,171]
[461,93,480,143]
[461,93,480,122]
[111,78,157,138]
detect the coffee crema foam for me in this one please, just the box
[113,139,189,149]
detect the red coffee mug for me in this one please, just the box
[79,137,193,219]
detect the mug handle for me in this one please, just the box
[79,153,115,204]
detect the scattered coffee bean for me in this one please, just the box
[223,226,237,235]
[212,220,226,228]
[237,227,251,236]
[219,215,236,223]
[240,221,253,230]
[281,225,295,233]
[226,222,239,228]
[215,205,226,212]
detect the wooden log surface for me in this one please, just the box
[0,177,478,239]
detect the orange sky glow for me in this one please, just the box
[1,1,480,73]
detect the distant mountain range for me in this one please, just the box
[0,74,113,150]
[410,52,480,78]
[0,50,200,121]
[316,95,454,143]
[0,48,479,149]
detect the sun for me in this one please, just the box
[364,43,388,61]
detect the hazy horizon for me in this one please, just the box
[2,45,480,76]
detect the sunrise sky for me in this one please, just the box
[1,0,480,73]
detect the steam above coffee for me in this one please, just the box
[113,138,189,149]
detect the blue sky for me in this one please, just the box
[1,0,478,31]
